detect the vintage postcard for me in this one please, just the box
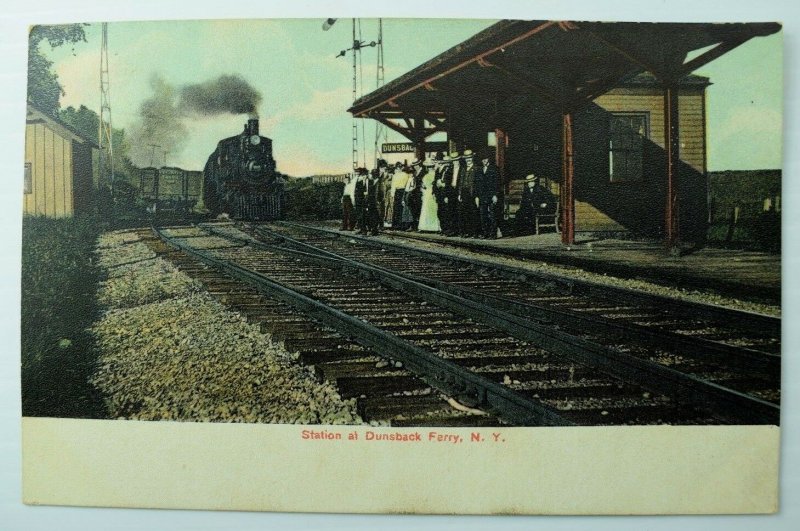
[19,9,782,516]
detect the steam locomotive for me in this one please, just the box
[202,117,283,220]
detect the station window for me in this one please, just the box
[609,113,648,183]
[24,163,32,194]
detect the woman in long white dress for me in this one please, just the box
[417,165,441,232]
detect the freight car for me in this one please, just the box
[137,166,201,213]
[202,118,283,220]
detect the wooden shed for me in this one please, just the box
[24,103,99,218]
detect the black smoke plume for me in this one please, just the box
[179,75,262,117]
[127,75,188,168]
[127,74,263,167]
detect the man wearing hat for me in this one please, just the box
[476,153,500,239]
[407,157,427,231]
[457,149,480,238]
[438,151,460,236]
[363,168,384,236]
[517,173,556,235]
[353,167,368,233]
[399,163,417,230]
[432,152,450,235]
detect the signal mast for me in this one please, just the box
[324,18,386,169]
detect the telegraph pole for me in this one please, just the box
[148,144,160,167]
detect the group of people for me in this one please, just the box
[341,150,503,239]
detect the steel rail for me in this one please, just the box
[276,221,781,338]
[248,225,779,425]
[154,227,574,427]
[247,225,780,378]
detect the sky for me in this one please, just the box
[40,17,783,176]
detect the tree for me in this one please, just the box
[28,24,88,116]
[59,105,98,142]
[60,105,138,189]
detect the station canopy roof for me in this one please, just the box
[348,20,780,135]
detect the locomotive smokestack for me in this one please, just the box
[248,118,259,136]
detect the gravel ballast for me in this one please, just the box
[90,230,363,425]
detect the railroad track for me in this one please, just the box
[254,221,780,406]
[150,223,778,426]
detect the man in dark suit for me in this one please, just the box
[438,152,460,236]
[517,174,557,235]
[364,168,384,236]
[353,167,368,234]
[476,153,500,239]
[407,158,426,231]
[457,149,480,238]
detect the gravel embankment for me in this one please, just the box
[90,230,363,425]
[374,233,781,317]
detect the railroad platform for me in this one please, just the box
[371,228,781,306]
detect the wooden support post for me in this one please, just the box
[561,112,575,246]
[495,128,507,187]
[664,84,680,252]
[413,114,426,161]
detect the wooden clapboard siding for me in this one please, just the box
[64,138,74,215]
[595,89,706,173]
[24,124,35,214]
[34,124,46,216]
[25,104,97,218]
[575,201,625,232]
[576,85,707,233]
[26,122,76,217]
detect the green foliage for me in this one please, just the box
[21,215,105,418]
[60,105,139,192]
[283,179,344,221]
[27,24,88,116]
[59,104,99,142]
[706,169,781,253]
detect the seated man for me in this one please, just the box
[517,174,557,235]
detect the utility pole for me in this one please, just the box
[98,23,115,198]
[148,144,160,167]
[373,19,386,166]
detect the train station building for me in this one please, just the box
[349,20,781,250]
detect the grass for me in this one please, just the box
[21,215,107,418]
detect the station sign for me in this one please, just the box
[381,141,448,154]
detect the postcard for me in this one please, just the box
[19,11,782,516]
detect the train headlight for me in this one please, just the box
[249,135,261,146]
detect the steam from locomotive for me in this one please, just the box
[202,117,283,220]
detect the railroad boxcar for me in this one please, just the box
[139,167,158,203]
[185,170,203,209]
[157,166,186,211]
[202,118,283,220]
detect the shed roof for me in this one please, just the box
[26,103,101,149]
[349,20,778,121]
